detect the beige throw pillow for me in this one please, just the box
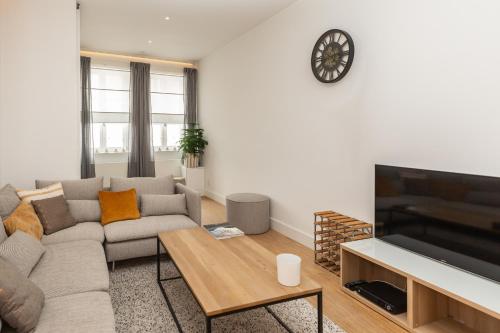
[17,182,64,203]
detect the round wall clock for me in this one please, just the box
[311,29,354,83]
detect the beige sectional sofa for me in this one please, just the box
[0,175,202,333]
[34,176,201,266]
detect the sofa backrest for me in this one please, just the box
[110,176,175,207]
[35,177,104,200]
[66,200,101,223]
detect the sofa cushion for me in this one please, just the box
[0,231,45,277]
[67,200,101,222]
[35,177,104,200]
[104,215,198,243]
[29,240,109,299]
[3,202,44,240]
[110,176,175,207]
[0,257,44,333]
[0,184,21,219]
[34,292,115,333]
[105,237,165,262]
[41,222,104,245]
[17,182,64,203]
[141,194,188,217]
[32,195,76,235]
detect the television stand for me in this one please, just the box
[341,238,500,333]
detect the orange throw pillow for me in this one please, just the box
[3,202,44,240]
[99,189,140,225]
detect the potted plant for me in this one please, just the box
[178,124,208,168]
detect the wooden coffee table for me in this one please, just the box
[157,228,323,333]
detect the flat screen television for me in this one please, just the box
[375,165,500,283]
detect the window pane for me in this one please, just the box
[152,124,164,147]
[91,68,129,90]
[92,90,129,113]
[151,74,183,94]
[151,93,184,114]
[105,123,128,150]
[92,123,102,150]
[167,124,183,148]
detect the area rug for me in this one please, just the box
[109,257,346,333]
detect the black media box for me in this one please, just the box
[354,281,407,315]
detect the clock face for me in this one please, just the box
[311,29,354,83]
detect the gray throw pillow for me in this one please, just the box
[141,194,188,217]
[0,257,44,333]
[0,217,7,244]
[67,199,101,222]
[0,231,45,277]
[0,184,21,219]
[32,195,76,234]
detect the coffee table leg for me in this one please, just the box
[206,316,212,333]
[157,236,160,282]
[317,291,323,333]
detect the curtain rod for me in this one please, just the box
[80,50,196,68]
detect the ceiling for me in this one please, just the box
[79,0,297,61]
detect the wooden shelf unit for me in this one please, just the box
[341,240,500,333]
[314,210,372,275]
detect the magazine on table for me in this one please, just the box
[204,223,244,240]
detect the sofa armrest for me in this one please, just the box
[175,183,201,225]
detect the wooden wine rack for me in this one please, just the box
[314,210,373,275]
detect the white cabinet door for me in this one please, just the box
[181,166,205,194]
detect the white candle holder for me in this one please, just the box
[276,253,301,287]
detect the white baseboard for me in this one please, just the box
[205,189,314,249]
[204,190,226,205]
[270,217,314,249]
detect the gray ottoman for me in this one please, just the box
[226,193,270,235]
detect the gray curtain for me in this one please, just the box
[184,68,198,128]
[80,56,96,179]
[128,62,155,177]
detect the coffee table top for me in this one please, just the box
[158,228,322,316]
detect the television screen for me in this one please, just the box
[375,165,500,283]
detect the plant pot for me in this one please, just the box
[184,153,199,168]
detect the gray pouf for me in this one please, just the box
[226,193,270,235]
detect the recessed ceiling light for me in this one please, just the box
[164,16,170,21]
[148,40,152,44]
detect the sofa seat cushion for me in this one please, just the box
[34,292,115,333]
[104,215,198,243]
[29,240,109,299]
[41,222,104,245]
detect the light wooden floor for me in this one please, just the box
[201,197,406,333]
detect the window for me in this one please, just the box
[90,67,184,153]
[150,73,185,151]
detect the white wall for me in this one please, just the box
[199,0,500,247]
[0,0,80,188]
